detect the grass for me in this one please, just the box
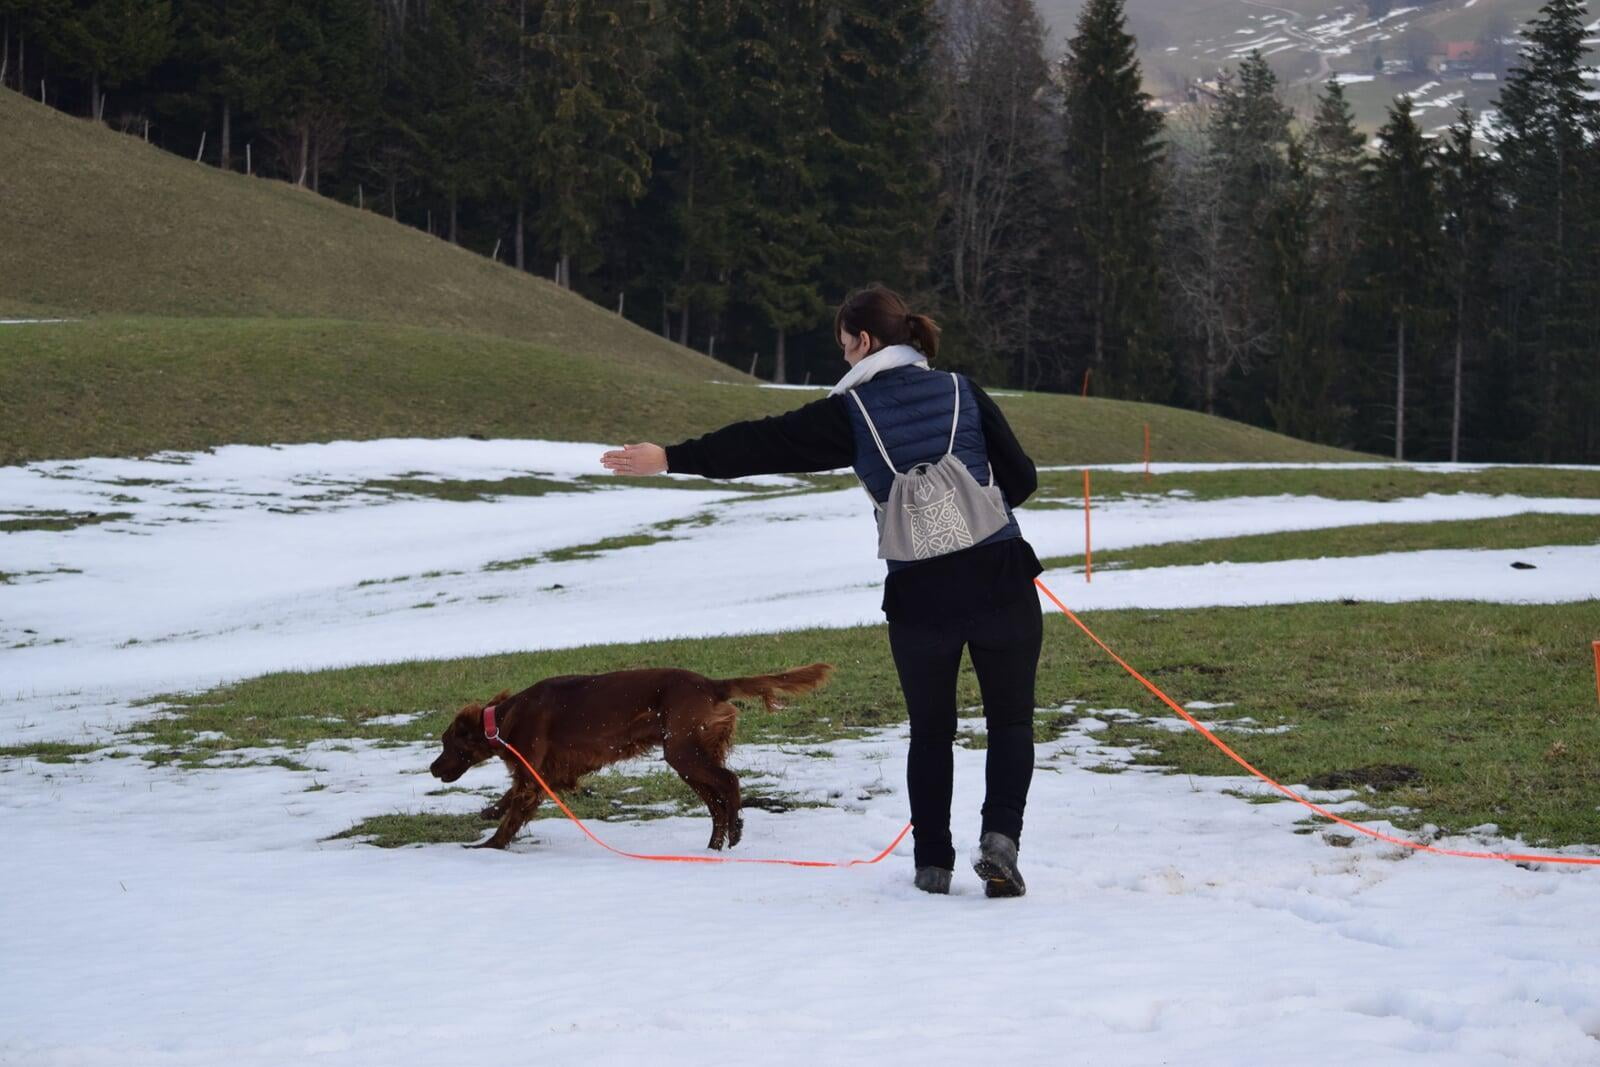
[1035,466,1600,504]
[1040,512,1600,571]
[330,769,823,847]
[0,742,102,764]
[0,92,722,380]
[0,316,1366,467]
[362,475,582,502]
[130,600,1600,847]
[1,510,134,532]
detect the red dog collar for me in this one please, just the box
[483,704,501,744]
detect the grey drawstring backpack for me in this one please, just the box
[848,374,1011,562]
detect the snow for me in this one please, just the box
[1331,73,1376,84]
[3,438,1599,1063]
[5,441,1600,740]
[5,708,1599,1064]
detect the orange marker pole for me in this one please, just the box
[1593,641,1600,708]
[1081,369,1091,398]
[1143,423,1151,481]
[1083,468,1092,583]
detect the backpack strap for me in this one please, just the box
[948,374,996,486]
[846,390,900,474]
[946,375,961,455]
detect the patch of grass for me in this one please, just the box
[1032,466,1600,506]
[0,742,102,763]
[1040,513,1600,572]
[544,533,673,563]
[136,600,1600,847]
[484,532,674,571]
[330,769,819,847]
[330,812,488,848]
[362,475,581,502]
[0,317,1369,468]
[1,510,133,533]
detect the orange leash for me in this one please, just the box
[1034,577,1600,867]
[490,733,911,868]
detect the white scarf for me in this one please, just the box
[828,344,930,396]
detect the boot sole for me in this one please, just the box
[973,856,1026,898]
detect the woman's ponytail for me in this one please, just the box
[905,313,941,361]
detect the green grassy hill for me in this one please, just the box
[0,90,1364,466]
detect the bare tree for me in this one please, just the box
[929,0,1059,382]
[1159,110,1273,413]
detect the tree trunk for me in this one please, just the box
[2,18,9,90]
[514,199,525,270]
[558,253,571,289]
[311,135,321,193]
[774,328,787,384]
[1203,333,1217,416]
[88,70,99,119]
[449,191,458,244]
[661,297,670,337]
[1451,293,1464,463]
[388,174,397,219]
[17,29,24,97]
[1395,318,1407,461]
[677,304,690,347]
[298,125,309,188]
[220,99,231,172]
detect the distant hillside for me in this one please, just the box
[0,90,1367,466]
[1038,0,1582,131]
[0,90,723,380]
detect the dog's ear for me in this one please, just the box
[488,690,512,705]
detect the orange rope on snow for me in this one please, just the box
[490,734,911,868]
[1034,577,1600,867]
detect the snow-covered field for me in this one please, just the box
[4,439,1599,1064]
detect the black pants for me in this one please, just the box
[887,592,1043,870]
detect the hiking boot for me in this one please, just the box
[972,832,1026,898]
[913,866,953,895]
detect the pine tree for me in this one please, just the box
[650,0,744,349]
[731,0,831,381]
[1434,107,1499,461]
[820,0,938,294]
[528,0,661,288]
[1058,0,1168,400]
[1491,0,1600,461]
[1263,139,1327,442]
[1288,79,1369,443]
[178,0,276,171]
[1365,96,1437,460]
[1169,51,1289,416]
[50,0,174,120]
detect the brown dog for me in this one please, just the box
[429,663,833,851]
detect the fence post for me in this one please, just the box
[1083,469,1092,583]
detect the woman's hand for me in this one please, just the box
[600,443,668,476]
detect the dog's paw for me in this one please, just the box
[466,838,505,850]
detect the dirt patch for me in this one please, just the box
[1306,764,1422,791]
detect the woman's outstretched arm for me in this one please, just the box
[601,395,856,479]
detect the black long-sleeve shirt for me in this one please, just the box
[664,384,1043,622]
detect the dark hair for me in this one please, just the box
[833,284,940,361]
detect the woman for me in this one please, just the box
[600,285,1044,897]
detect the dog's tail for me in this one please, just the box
[713,663,834,712]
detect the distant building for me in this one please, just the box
[1428,41,1482,74]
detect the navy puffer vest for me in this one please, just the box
[844,365,1023,573]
